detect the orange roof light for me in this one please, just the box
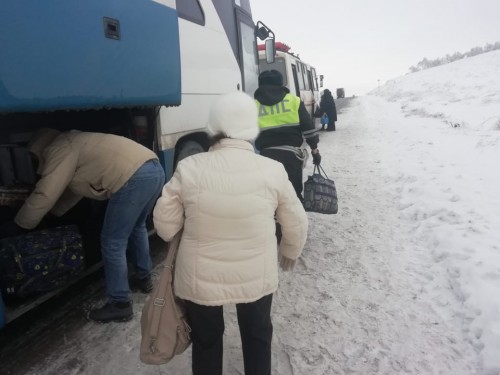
[258,42,291,53]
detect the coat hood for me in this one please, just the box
[322,89,334,99]
[254,85,289,106]
[28,128,61,174]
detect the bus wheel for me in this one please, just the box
[175,140,205,167]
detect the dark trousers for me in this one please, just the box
[260,148,303,244]
[260,148,303,201]
[184,294,273,375]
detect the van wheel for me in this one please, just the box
[175,140,205,167]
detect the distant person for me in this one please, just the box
[153,92,308,375]
[0,129,165,323]
[254,69,321,201]
[320,89,338,131]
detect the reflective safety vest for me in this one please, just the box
[255,94,301,131]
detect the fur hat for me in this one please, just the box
[258,70,283,87]
[28,128,61,173]
[207,92,259,141]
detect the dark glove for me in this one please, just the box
[0,221,28,239]
[312,150,321,166]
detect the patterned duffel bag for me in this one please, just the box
[0,225,84,301]
[303,165,338,214]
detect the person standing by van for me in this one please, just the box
[153,92,308,375]
[3,129,165,323]
[320,89,338,131]
[254,70,321,201]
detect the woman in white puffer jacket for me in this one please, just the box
[153,91,308,375]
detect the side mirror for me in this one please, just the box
[265,39,275,64]
[255,21,275,64]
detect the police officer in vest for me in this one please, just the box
[254,70,321,201]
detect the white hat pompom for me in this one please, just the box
[207,92,259,141]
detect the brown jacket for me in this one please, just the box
[15,130,157,229]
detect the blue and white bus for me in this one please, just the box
[0,0,274,327]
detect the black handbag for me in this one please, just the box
[303,165,338,214]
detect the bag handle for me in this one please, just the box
[147,229,183,347]
[164,229,183,268]
[313,164,330,179]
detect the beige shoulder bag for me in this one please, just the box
[140,230,191,365]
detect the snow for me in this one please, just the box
[30,50,500,374]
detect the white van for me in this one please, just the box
[258,42,321,117]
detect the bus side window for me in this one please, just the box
[311,68,319,91]
[297,63,305,91]
[307,69,314,92]
[303,68,310,91]
[291,64,301,97]
[177,0,205,25]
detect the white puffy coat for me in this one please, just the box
[153,138,308,306]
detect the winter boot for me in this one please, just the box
[130,275,154,293]
[87,301,133,323]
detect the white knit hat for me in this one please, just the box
[207,91,260,141]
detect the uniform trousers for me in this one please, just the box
[260,148,304,243]
[260,148,304,201]
[184,293,273,375]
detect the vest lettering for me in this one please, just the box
[258,105,268,117]
[256,94,299,129]
[281,99,291,113]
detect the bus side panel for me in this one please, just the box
[157,0,242,166]
[158,148,176,183]
[0,0,181,113]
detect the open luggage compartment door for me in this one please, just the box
[0,0,181,113]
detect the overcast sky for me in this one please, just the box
[250,0,500,95]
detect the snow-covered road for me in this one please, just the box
[265,96,481,375]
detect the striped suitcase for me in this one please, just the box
[0,225,84,302]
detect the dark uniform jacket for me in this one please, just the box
[254,85,319,151]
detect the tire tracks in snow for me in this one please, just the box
[269,96,482,374]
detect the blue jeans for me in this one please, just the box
[100,159,165,303]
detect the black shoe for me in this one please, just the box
[87,301,133,323]
[130,275,153,293]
